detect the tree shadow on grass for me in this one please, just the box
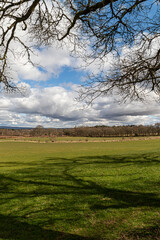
[1,153,160,209]
[0,152,160,239]
[0,214,93,240]
[119,221,160,240]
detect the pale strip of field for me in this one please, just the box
[0,136,160,143]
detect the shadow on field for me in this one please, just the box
[119,221,160,240]
[0,214,93,240]
[0,152,160,239]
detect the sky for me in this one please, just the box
[0,44,159,128]
[0,1,160,128]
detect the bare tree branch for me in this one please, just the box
[0,0,159,101]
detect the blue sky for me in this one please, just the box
[28,67,84,89]
[0,0,159,128]
[0,42,159,128]
[0,46,159,129]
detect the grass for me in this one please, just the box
[0,136,121,143]
[0,139,160,239]
[1,135,159,143]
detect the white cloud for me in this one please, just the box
[9,44,73,83]
[0,85,159,128]
[0,12,160,128]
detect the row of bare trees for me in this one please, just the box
[63,124,160,137]
[0,124,160,138]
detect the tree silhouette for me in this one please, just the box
[0,0,159,100]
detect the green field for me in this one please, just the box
[0,136,118,143]
[0,139,160,240]
[1,136,157,143]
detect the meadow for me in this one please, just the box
[0,139,160,240]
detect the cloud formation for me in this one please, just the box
[1,19,159,128]
[0,85,159,128]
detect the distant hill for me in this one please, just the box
[0,126,33,129]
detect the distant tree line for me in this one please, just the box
[0,124,160,138]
